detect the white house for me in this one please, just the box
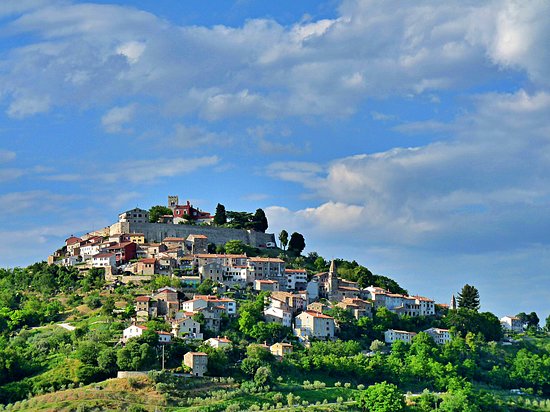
[424,328,452,345]
[500,316,523,333]
[122,325,147,342]
[384,329,417,344]
[205,336,232,349]
[172,315,203,339]
[92,252,116,268]
[264,305,292,327]
[285,269,308,291]
[122,325,172,343]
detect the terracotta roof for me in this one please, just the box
[304,311,334,319]
[210,337,231,343]
[139,258,156,264]
[66,236,82,245]
[93,252,115,258]
[257,279,278,284]
[285,269,307,273]
[136,296,151,302]
[163,237,185,242]
[339,286,360,291]
[156,331,171,335]
[249,257,285,263]
[195,253,247,259]
[188,234,208,239]
[126,233,145,237]
[413,295,435,302]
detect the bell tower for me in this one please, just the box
[168,195,179,210]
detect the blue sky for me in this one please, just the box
[1,0,549,321]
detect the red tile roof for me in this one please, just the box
[304,311,334,319]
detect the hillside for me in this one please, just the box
[1,254,549,411]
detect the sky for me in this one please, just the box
[0,0,549,321]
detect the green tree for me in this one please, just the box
[370,339,386,353]
[254,365,272,386]
[149,205,173,223]
[545,314,550,332]
[279,230,288,251]
[457,284,480,311]
[288,232,306,256]
[214,203,227,225]
[225,240,246,255]
[356,382,405,412]
[252,208,268,232]
[196,278,215,295]
[226,211,254,229]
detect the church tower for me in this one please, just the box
[327,260,339,298]
[450,294,457,310]
[168,195,179,210]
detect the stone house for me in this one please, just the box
[183,352,208,377]
[294,311,335,341]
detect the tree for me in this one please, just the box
[225,240,246,255]
[279,230,288,251]
[288,232,306,256]
[149,205,173,223]
[213,203,227,225]
[545,314,550,332]
[370,339,386,353]
[197,279,215,295]
[356,381,405,412]
[457,284,480,311]
[252,208,268,232]
[526,312,540,329]
[226,211,254,229]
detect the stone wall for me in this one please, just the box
[110,221,276,248]
[117,371,148,379]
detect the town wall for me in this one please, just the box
[109,222,276,248]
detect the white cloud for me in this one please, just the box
[101,104,136,133]
[267,90,550,253]
[0,149,16,163]
[1,0,549,122]
[0,190,80,215]
[7,95,51,118]
[98,156,219,184]
[170,124,230,149]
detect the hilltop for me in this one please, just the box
[0,199,549,411]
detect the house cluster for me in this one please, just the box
[384,327,452,345]
[259,260,440,343]
[52,230,212,274]
[124,259,442,346]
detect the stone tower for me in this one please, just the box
[168,195,179,210]
[450,294,457,310]
[327,260,339,298]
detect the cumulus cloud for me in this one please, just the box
[101,104,136,133]
[97,156,219,184]
[1,0,549,124]
[170,124,231,149]
[266,90,550,253]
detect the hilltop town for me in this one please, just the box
[48,196,454,356]
[0,196,547,411]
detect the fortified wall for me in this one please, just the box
[110,221,276,248]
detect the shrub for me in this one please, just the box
[357,384,365,390]
[225,404,241,412]
[344,382,351,388]
[335,381,342,387]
